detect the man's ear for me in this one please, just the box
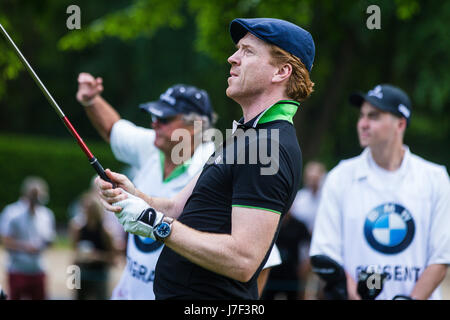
[396,116,407,138]
[272,63,292,83]
[398,117,407,131]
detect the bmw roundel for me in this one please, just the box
[364,203,415,254]
[134,235,163,253]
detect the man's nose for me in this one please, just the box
[358,117,369,129]
[227,51,240,65]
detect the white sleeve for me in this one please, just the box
[309,169,344,265]
[44,208,56,243]
[110,119,157,169]
[0,206,14,237]
[427,166,450,266]
[263,244,282,269]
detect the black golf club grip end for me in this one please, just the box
[90,157,117,188]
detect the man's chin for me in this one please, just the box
[225,86,234,98]
[226,87,243,102]
[154,139,166,151]
[359,140,369,148]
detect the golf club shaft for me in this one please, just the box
[0,23,113,185]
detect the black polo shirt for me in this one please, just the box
[154,100,303,299]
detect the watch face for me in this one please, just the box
[156,222,171,238]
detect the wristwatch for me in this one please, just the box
[154,216,174,242]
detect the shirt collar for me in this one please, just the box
[355,145,411,180]
[232,100,299,134]
[159,141,216,183]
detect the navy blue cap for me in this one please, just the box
[139,84,213,122]
[349,84,412,125]
[230,18,315,72]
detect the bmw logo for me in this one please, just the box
[134,235,164,253]
[364,203,415,254]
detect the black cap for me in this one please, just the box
[230,18,315,72]
[349,84,412,125]
[139,84,213,122]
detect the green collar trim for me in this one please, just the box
[159,151,191,183]
[256,100,299,125]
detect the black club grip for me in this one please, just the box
[90,157,117,188]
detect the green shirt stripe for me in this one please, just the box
[232,204,282,215]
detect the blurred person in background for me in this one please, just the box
[310,84,450,300]
[261,209,310,300]
[68,177,127,256]
[0,176,55,300]
[71,192,115,300]
[76,75,282,299]
[291,161,327,299]
[291,161,326,234]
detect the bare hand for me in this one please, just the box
[76,72,103,106]
[95,169,136,212]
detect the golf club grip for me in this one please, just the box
[90,157,116,188]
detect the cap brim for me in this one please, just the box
[349,92,366,108]
[349,92,386,111]
[139,101,179,118]
[348,92,400,119]
[230,19,269,45]
[230,19,250,44]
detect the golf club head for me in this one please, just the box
[311,254,348,300]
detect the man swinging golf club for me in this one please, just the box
[96,17,315,299]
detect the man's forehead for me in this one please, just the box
[236,32,269,48]
[360,101,387,114]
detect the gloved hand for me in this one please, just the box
[113,192,164,239]
[310,255,348,300]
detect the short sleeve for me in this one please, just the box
[110,119,157,168]
[0,205,16,237]
[231,146,293,215]
[42,208,56,243]
[427,167,450,265]
[309,169,344,265]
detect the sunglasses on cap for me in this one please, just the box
[151,115,177,125]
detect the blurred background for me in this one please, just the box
[0,0,449,299]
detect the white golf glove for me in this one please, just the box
[113,191,164,239]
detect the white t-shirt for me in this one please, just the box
[0,199,56,273]
[291,185,323,234]
[310,146,450,300]
[109,119,281,299]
